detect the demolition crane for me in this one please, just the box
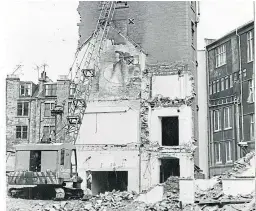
[7,1,128,199]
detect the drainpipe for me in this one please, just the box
[253,1,256,203]
[28,100,31,143]
[205,47,211,178]
[236,29,244,145]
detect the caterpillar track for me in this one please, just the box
[8,185,84,200]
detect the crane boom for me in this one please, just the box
[54,1,119,144]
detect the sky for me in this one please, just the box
[0,1,254,83]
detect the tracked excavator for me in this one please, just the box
[7,1,128,200]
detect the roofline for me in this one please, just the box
[206,20,254,49]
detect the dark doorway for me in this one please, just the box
[29,150,41,172]
[162,117,179,146]
[91,171,128,195]
[160,158,180,183]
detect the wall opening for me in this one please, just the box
[161,117,179,146]
[91,171,128,195]
[29,150,41,172]
[160,158,180,183]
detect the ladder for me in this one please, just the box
[53,1,118,144]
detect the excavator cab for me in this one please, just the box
[8,143,83,199]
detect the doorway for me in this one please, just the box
[161,117,179,146]
[160,158,180,183]
[91,171,128,195]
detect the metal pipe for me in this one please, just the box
[236,29,244,142]
[253,1,256,204]
[205,47,211,178]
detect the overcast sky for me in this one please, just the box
[0,1,254,83]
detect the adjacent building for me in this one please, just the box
[206,21,254,177]
[6,1,200,202]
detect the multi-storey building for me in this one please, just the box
[206,21,254,177]
[6,72,75,150]
[6,1,200,203]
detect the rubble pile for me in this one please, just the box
[195,179,223,201]
[222,151,255,178]
[162,176,179,200]
[7,190,136,211]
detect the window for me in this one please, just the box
[224,107,232,129]
[191,21,195,46]
[234,72,238,82]
[60,149,65,165]
[215,44,226,67]
[216,80,220,92]
[43,126,55,140]
[247,31,253,62]
[248,79,254,103]
[225,77,229,90]
[20,83,31,97]
[70,83,76,96]
[44,103,55,117]
[215,143,222,164]
[45,84,57,96]
[243,69,247,78]
[226,141,232,162]
[16,126,28,139]
[213,81,216,94]
[17,102,29,116]
[213,110,221,132]
[221,78,224,91]
[229,75,233,88]
[250,114,254,140]
[68,102,72,115]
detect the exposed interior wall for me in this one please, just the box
[150,106,193,146]
[78,106,139,145]
[160,158,180,182]
[77,149,140,193]
[92,171,128,195]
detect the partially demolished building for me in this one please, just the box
[76,1,200,201]
[6,1,201,202]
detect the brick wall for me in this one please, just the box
[77,1,194,64]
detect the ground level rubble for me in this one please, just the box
[6,151,256,211]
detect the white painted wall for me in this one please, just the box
[77,149,140,193]
[78,106,139,145]
[152,73,192,99]
[197,50,209,177]
[222,178,255,196]
[150,105,193,146]
[179,179,195,203]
